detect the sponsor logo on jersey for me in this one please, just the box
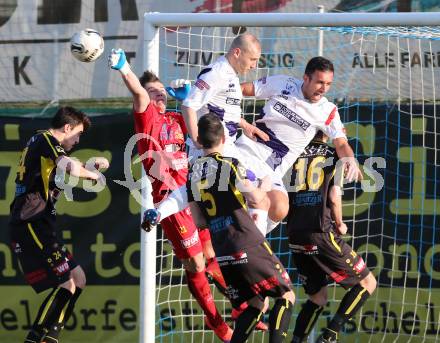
[293,192,323,206]
[15,184,26,196]
[251,275,280,294]
[171,157,188,170]
[301,144,335,158]
[54,261,70,276]
[195,78,210,90]
[217,252,249,266]
[289,243,319,255]
[353,257,366,273]
[226,97,241,105]
[209,215,234,233]
[180,231,199,249]
[273,101,311,130]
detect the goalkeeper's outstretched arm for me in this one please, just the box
[108,48,150,113]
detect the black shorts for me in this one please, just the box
[217,241,292,308]
[289,231,370,295]
[9,217,77,293]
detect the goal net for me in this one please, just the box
[143,13,440,343]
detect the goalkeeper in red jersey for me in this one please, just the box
[109,49,233,341]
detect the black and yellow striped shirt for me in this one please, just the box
[287,140,344,233]
[187,152,265,255]
[10,130,66,223]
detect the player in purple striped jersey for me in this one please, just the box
[237,56,363,233]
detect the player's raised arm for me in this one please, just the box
[56,155,105,181]
[108,48,150,113]
[319,104,363,183]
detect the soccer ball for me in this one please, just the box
[70,29,104,63]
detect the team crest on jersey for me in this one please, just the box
[258,76,267,84]
[226,82,237,93]
[55,145,65,153]
[174,131,184,141]
[178,226,187,234]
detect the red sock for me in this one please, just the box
[186,270,222,326]
[198,227,212,244]
[206,257,227,291]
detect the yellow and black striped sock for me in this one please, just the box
[26,287,72,343]
[327,284,370,334]
[231,305,264,343]
[269,298,293,343]
[44,287,83,342]
[292,299,324,341]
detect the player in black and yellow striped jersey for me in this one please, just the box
[287,131,377,343]
[9,106,109,343]
[187,113,295,342]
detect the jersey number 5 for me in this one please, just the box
[199,184,217,217]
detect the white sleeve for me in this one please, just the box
[253,75,287,99]
[182,68,222,111]
[320,106,347,140]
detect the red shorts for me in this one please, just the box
[161,207,205,259]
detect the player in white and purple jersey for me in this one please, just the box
[237,56,363,233]
[182,32,268,162]
[154,57,362,235]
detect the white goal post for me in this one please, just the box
[141,12,440,343]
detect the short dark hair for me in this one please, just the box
[197,113,224,149]
[139,70,161,88]
[313,130,327,142]
[51,106,91,132]
[305,56,334,77]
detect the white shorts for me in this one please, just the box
[234,135,287,195]
[187,137,241,164]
